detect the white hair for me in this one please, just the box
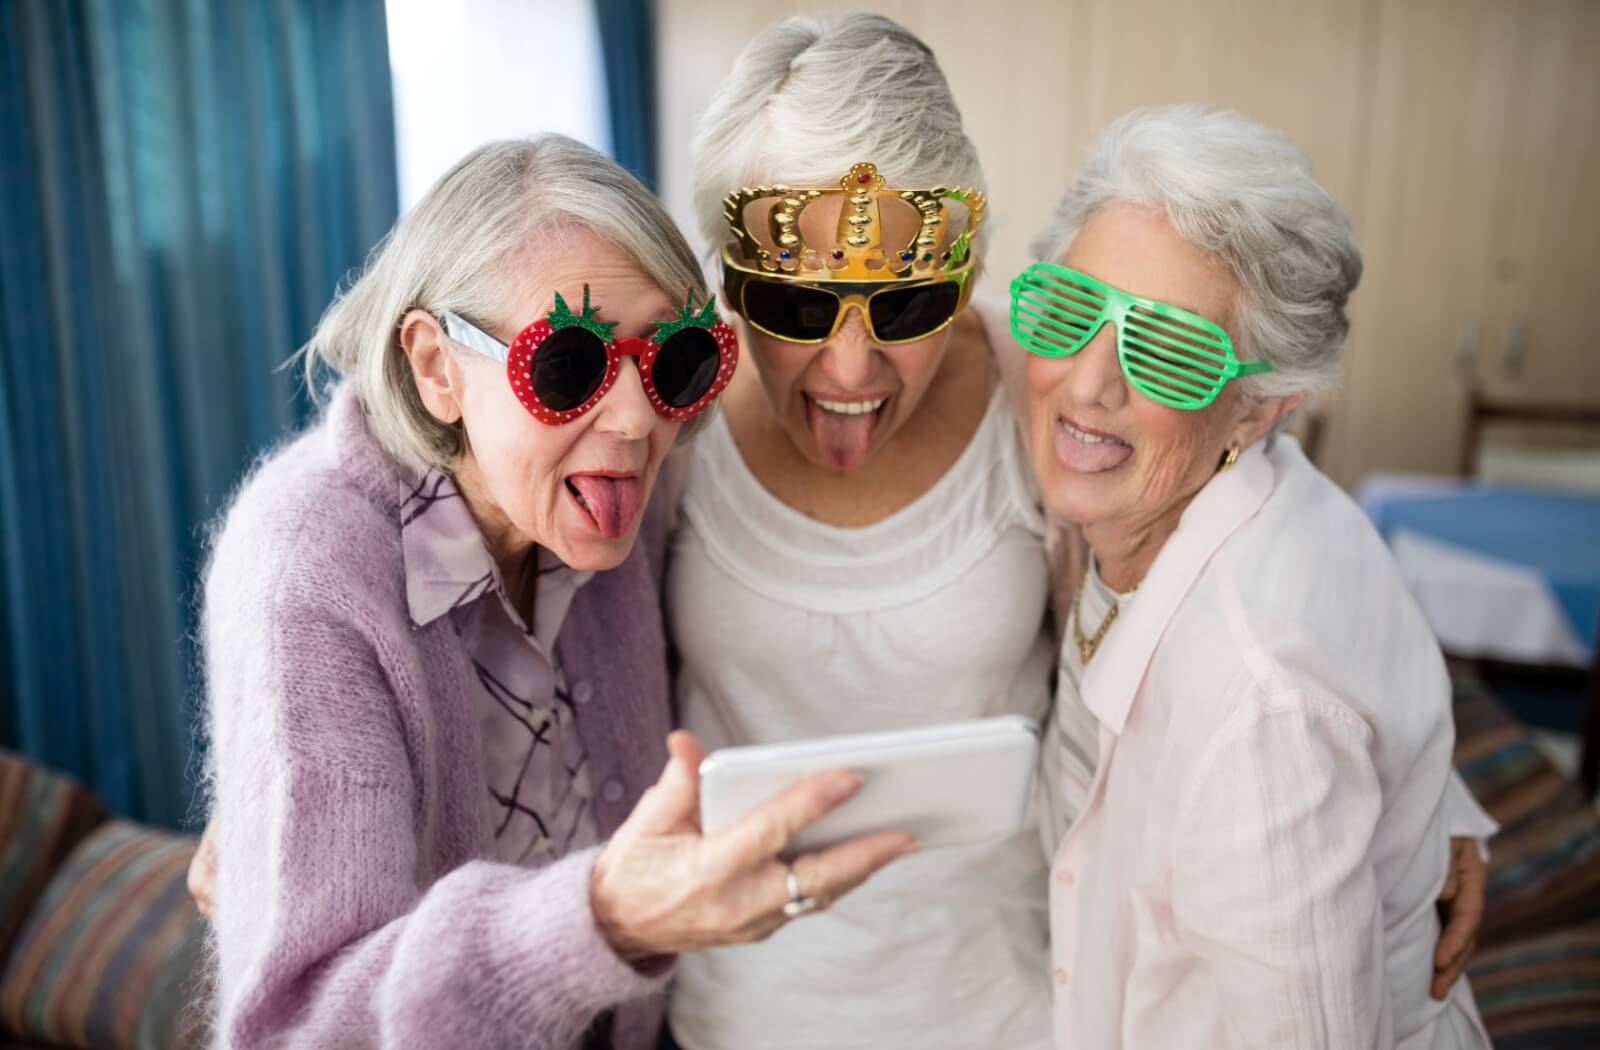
[1031,105,1362,406]
[691,13,987,266]
[301,135,708,468]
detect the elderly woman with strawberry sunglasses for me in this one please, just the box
[196,136,914,1050]
[1020,105,1495,1050]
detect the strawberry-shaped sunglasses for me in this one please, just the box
[441,285,739,425]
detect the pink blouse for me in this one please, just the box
[1048,436,1494,1050]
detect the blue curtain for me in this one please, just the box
[0,0,398,827]
[594,0,657,190]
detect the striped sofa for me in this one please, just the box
[0,754,207,1050]
[1455,677,1600,1046]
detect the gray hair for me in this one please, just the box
[690,13,987,265]
[301,135,708,469]
[1031,105,1362,405]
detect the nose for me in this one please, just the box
[591,358,658,440]
[815,306,877,390]
[1063,321,1128,411]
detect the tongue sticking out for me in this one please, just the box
[807,398,879,470]
[1053,426,1134,473]
[568,475,642,539]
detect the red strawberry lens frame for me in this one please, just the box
[439,286,739,425]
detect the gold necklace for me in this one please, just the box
[1071,575,1128,664]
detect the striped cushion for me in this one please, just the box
[1453,676,1600,947]
[0,821,209,1050]
[1469,920,1600,1047]
[0,752,104,961]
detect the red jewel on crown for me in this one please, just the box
[857,173,872,184]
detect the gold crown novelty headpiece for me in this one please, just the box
[721,162,986,283]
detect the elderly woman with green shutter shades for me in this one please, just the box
[1017,105,1496,1049]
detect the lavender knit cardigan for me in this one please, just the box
[203,385,674,1050]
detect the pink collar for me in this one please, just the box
[1078,439,1278,734]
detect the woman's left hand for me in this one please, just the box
[1431,836,1486,1000]
[188,823,218,918]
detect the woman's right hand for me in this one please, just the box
[590,730,918,962]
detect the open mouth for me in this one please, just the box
[1053,415,1134,473]
[564,472,643,539]
[803,393,892,470]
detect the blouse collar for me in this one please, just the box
[399,466,592,638]
[1077,437,1280,734]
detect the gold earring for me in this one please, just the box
[1218,444,1241,473]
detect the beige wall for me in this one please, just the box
[657,0,1600,488]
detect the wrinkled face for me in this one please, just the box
[1025,203,1254,531]
[418,232,683,571]
[724,192,963,472]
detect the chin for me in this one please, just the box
[550,526,640,573]
[1035,461,1112,526]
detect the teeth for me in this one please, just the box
[1060,420,1128,447]
[814,397,886,416]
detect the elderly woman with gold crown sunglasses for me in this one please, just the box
[1018,105,1495,1049]
[659,15,1054,1050]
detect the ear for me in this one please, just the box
[1230,391,1305,450]
[400,309,465,424]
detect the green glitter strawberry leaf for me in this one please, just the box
[547,285,618,342]
[652,289,719,342]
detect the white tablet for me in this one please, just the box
[698,716,1040,857]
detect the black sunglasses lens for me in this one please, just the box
[868,281,962,342]
[530,327,608,411]
[742,280,839,341]
[654,327,721,408]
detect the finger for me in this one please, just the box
[626,731,705,834]
[1433,890,1483,970]
[787,830,919,907]
[714,768,864,868]
[1457,842,1488,911]
[187,832,217,917]
[1431,936,1475,1000]
[1435,851,1487,970]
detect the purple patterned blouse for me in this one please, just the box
[400,468,600,864]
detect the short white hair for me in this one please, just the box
[691,13,986,264]
[302,135,707,468]
[1031,105,1362,405]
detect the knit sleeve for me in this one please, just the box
[206,539,662,1048]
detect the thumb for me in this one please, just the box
[625,730,705,834]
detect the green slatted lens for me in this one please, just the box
[1008,262,1271,410]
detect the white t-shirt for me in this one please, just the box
[664,384,1056,1050]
